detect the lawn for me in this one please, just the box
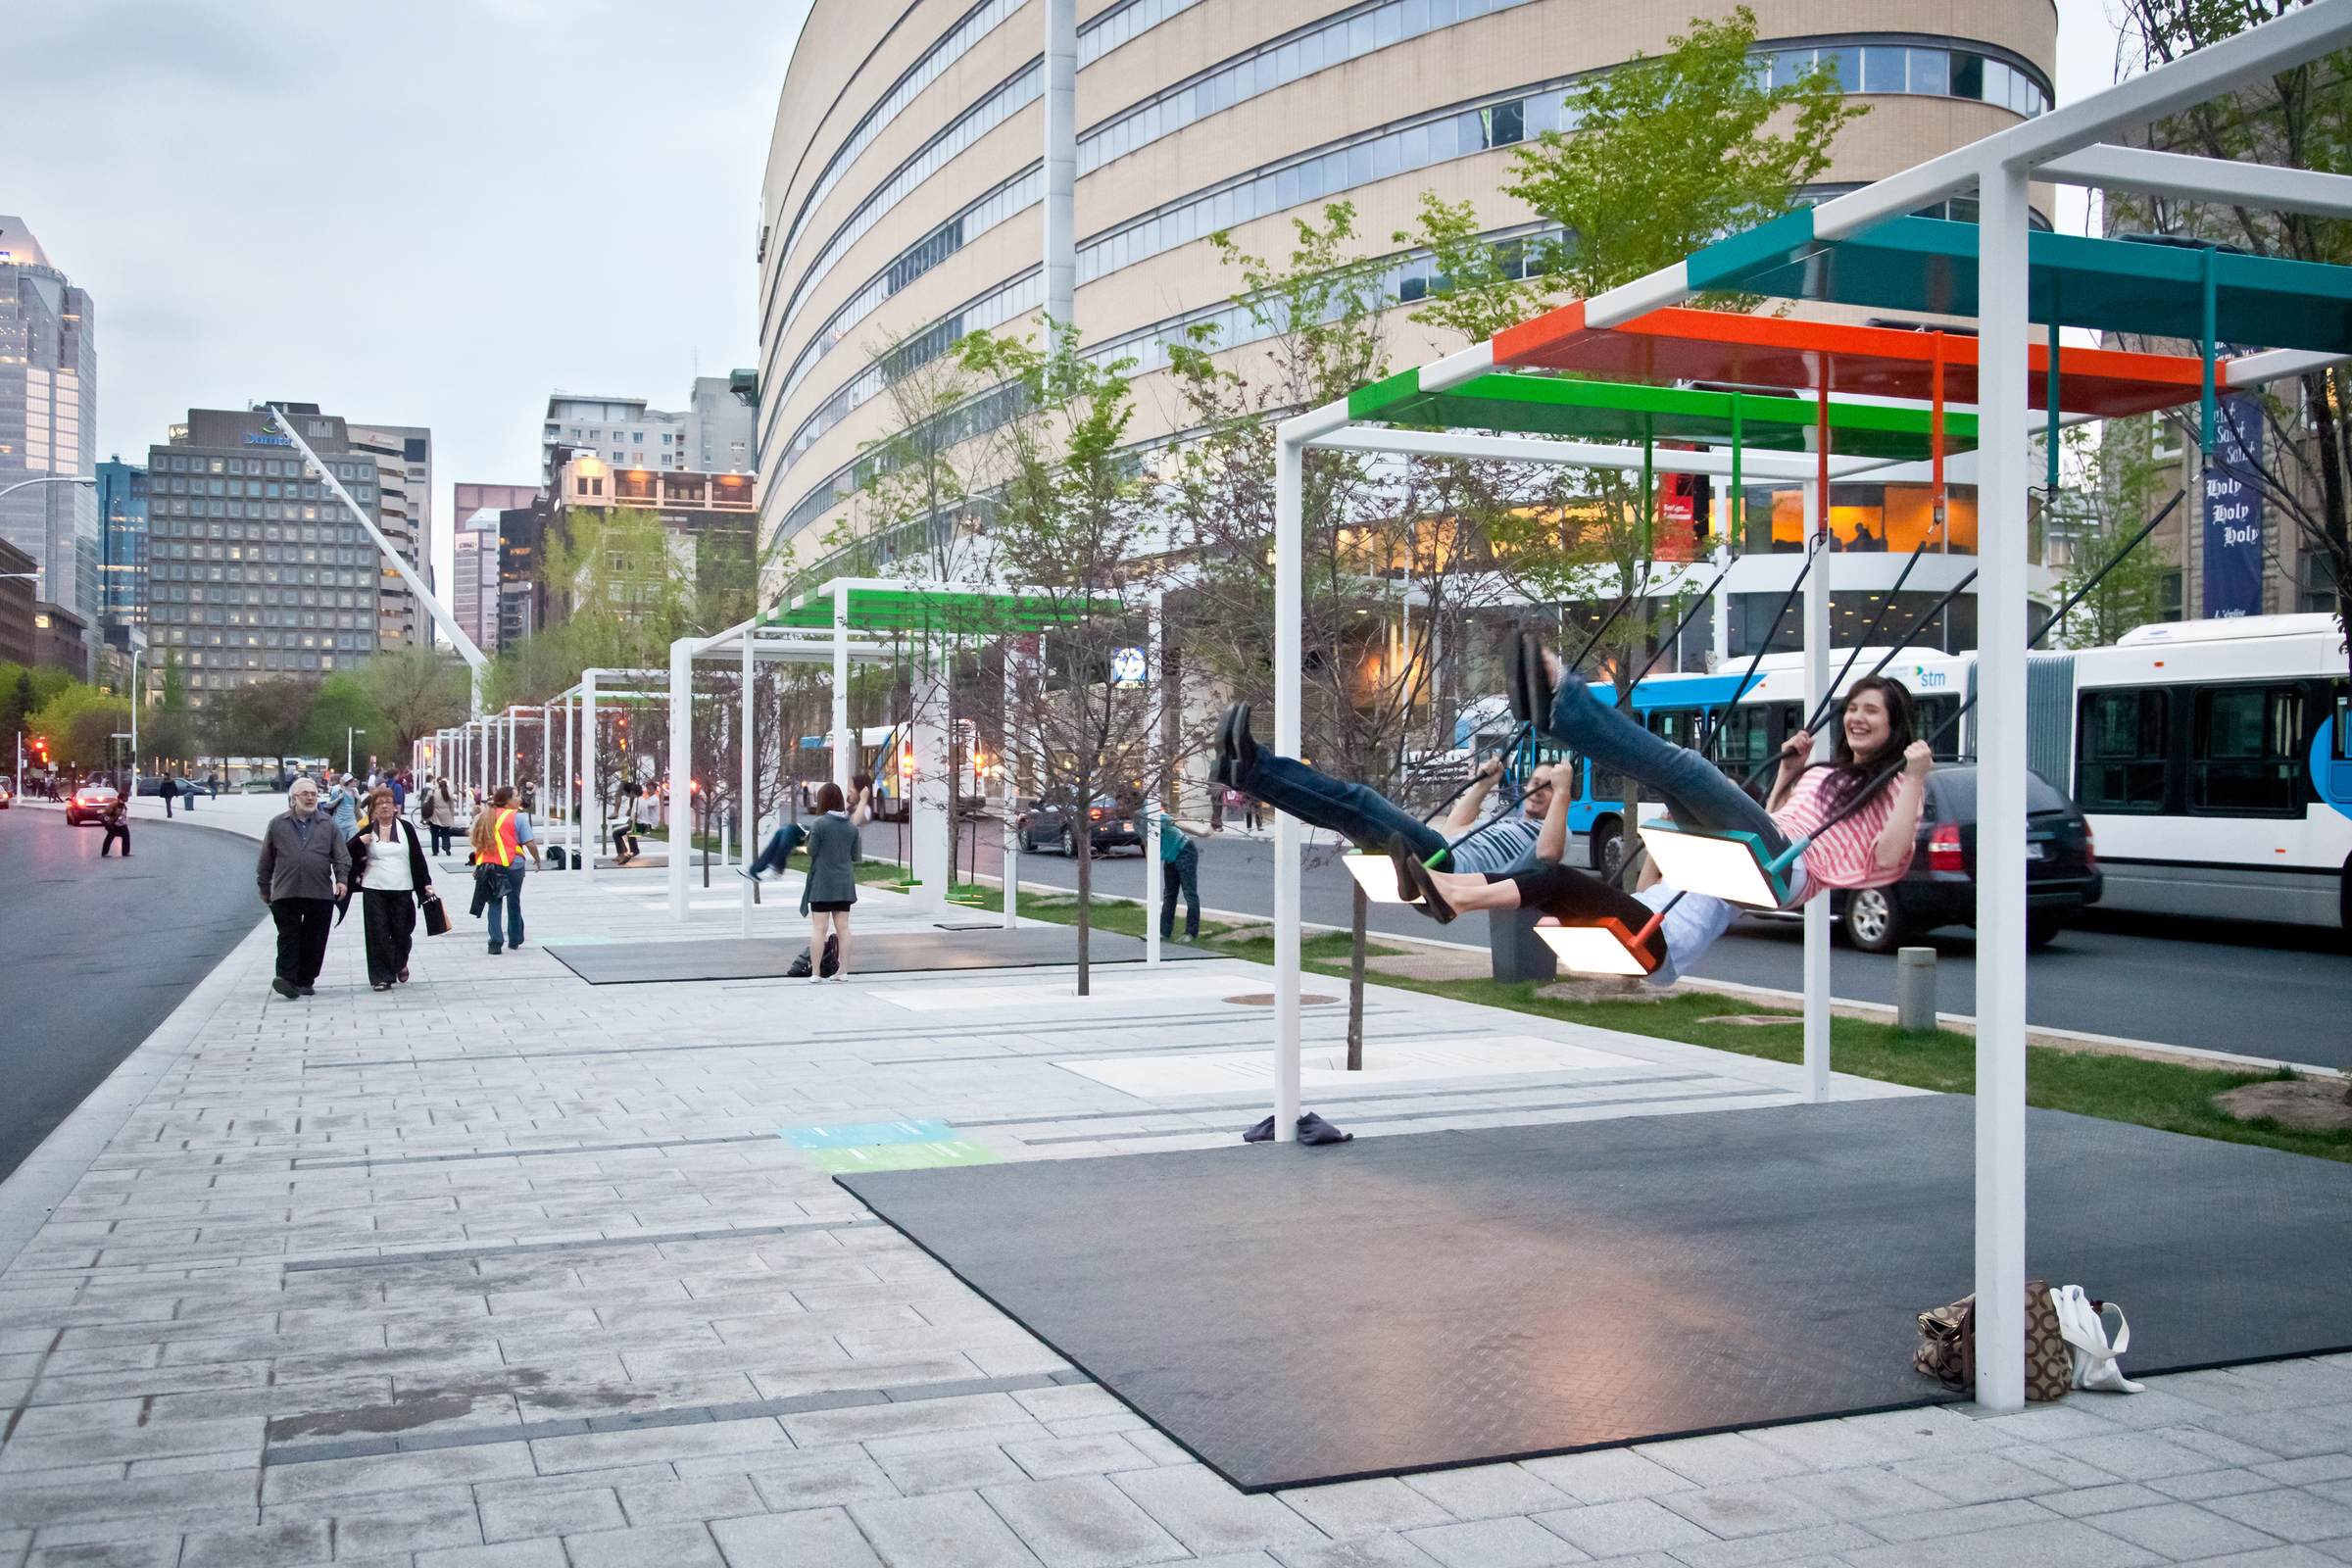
[787,856,2348,1163]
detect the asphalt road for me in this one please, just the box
[866,815,2352,1068]
[0,807,267,1182]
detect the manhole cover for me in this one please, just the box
[1223,993,1340,1005]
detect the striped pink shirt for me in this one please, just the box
[1770,768,1914,899]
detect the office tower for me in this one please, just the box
[94,457,148,633]
[348,424,432,648]
[0,218,97,616]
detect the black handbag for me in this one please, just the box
[419,891,450,937]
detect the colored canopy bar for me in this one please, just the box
[1493,302,2214,417]
[1687,209,2352,356]
[1348,368,1980,460]
[765,583,1122,634]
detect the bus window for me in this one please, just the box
[1644,708,1703,749]
[2078,689,2169,813]
[2190,684,2305,815]
[1916,694,1964,760]
[1714,705,1778,769]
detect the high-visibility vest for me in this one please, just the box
[484,808,521,866]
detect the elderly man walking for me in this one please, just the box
[258,778,350,999]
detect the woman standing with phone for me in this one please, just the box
[800,779,870,982]
[348,786,438,991]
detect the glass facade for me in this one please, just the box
[95,459,148,630]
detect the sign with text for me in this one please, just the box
[2203,396,2266,618]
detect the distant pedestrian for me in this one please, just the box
[325,774,361,837]
[390,772,408,811]
[469,784,540,955]
[98,793,131,858]
[612,778,645,863]
[520,781,536,814]
[206,770,220,799]
[1158,814,1207,941]
[422,776,458,856]
[258,778,349,1000]
[158,773,178,817]
[741,813,806,882]
[800,781,869,983]
[346,786,435,992]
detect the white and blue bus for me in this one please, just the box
[1523,613,2350,928]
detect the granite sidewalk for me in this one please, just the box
[5,836,2352,1568]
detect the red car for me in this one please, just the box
[66,785,119,826]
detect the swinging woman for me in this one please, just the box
[1396,639,1934,983]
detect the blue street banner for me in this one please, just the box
[2204,395,2266,618]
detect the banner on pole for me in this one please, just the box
[2203,395,2265,618]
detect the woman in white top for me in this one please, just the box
[347,786,437,992]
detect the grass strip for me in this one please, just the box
[1212,934,2352,1164]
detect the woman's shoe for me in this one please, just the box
[397,969,409,984]
[1389,836,1455,923]
[372,983,392,993]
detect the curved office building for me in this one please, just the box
[757,0,2057,631]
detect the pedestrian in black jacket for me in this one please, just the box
[257,778,351,999]
[345,786,436,992]
[98,794,130,858]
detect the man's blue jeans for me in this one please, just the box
[1237,754,1449,861]
[1160,840,1200,938]
[1541,669,1790,855]
[486,865,525,948]
[749,824,804,877]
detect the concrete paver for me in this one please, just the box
[1,849,2350,1568]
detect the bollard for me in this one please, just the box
[1895,946,1937,1033]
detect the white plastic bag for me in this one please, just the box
[2053,1284,2143,1394]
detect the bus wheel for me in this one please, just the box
[1592,821,1623,881]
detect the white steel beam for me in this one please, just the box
[1309,426,1903,481]
[1272,433,1304,1144]
[2227,346,2352,385]
[2038,143,2352,220]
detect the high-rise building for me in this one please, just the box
[144,406,399,705]
[539,380,758,491]
[547,454,756,624]
[347,424,432,649]
[686,374,758,474]
[0,536,36,666]
[0,219,97,617]
[94,457,148,634]
[452,508,502,651]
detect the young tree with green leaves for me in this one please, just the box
[2104,0,2352,673]
[2048,415,2182,648]
[959,318,1166,994]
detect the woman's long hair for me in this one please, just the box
[470,785,518,856]
[1810,674,1918,813]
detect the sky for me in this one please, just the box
[13,0,2120,609]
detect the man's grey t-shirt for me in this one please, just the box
[1443,816,1547,875]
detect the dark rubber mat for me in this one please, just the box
[549,925,1219,984]
[839,1096,2352,1491]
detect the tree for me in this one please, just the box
[1,669,33,752]
[2104,0,2352,675]
[303,673,385,773]
[960,318,1166,994]
[208,679,316,775]
[358,646,469,763]
[2048,415,2181,648]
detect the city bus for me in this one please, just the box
[1525,613,2350,929]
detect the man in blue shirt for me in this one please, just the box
[1157,813,1210,941]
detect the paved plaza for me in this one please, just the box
[5,806,2352,1567]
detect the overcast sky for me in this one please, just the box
[13,0,2118,609]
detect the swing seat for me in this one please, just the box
[1536,917,1661,977]
[1637,818,1796,910]
[1342,851,1411,904]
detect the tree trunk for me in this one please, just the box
[1346,881,1368,1070]
[1075,810,1092,996]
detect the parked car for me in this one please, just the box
[1018,794,1144,856]
[66,784,121,826]
[1811,765,2101,953]
[0,780,12,808]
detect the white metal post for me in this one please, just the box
[742,628,756,937]
[540,706,550,843]
[583,672,600,885]
[1712,542,1732,670]
[1272,436,1303,1143]
[1002,649,1020,929]
[1043,0,1078,331]
[564,696,574,867]
[1145,594,1161,965]
[833,583,852,793]
[1974,155,2034,1413]
[668,639,694,921]
[1802,480,1833,1103]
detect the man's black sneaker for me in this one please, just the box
[270,977,298,1000]
[1506,629,1535,723]
[296,985,316,997]
[1391,835,1456,923]
[1297,1112,1353,1146]
[1230,702,1260,788]
[1211,705,1241,788]
[1386,835,1425,906]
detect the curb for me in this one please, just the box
[0,913,274,1279]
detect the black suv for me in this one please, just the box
[1827,765,2102,952]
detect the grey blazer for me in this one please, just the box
[800,812,861,912]
[258,811,353,903]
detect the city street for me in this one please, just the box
[0,806,266,1180]
[882,815,2352,1066]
